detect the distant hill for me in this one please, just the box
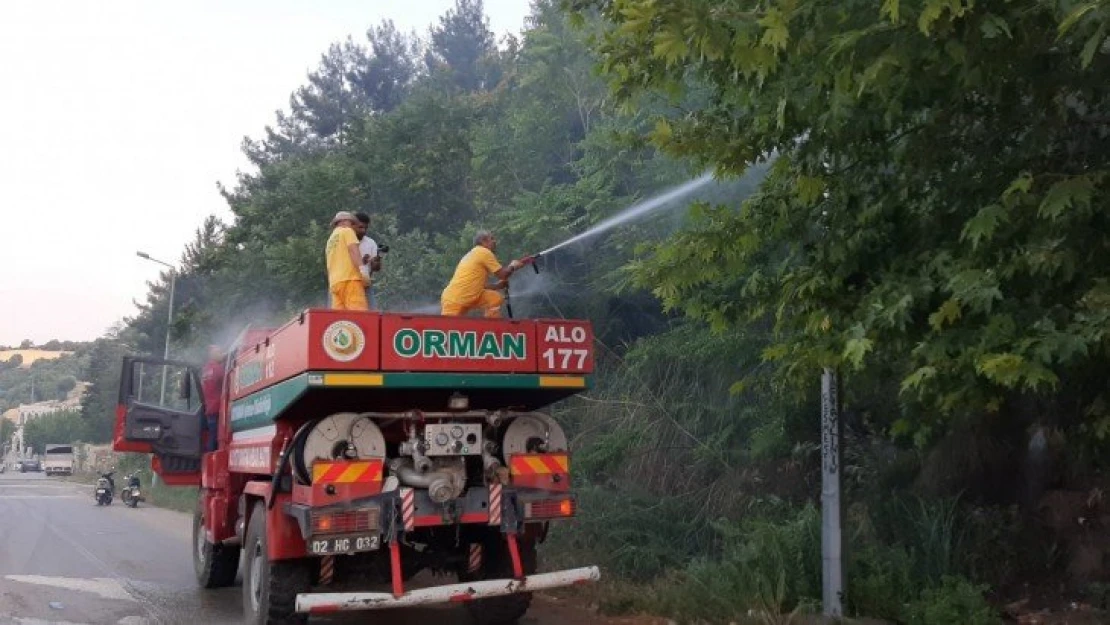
[0,347,88,414]
[0,349,73,368]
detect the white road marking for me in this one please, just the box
[3,576,137,602]
[6,618,91,625]
[0,495,83,499]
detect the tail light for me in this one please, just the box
[524,498,575,520]
[310,507,379,535]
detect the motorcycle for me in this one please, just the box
[120,473,142,508]
[94,471,114,506]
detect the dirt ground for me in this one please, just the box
[537,589,1110,625]
[1001,597,1110,625]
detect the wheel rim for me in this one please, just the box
[249,542,263,613]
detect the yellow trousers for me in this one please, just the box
[330,280,369,311]
[441,289,503,318]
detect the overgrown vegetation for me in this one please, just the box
[59,0,1110,621]
[114,453,198,513]
[0,346,86,414]
[22,409,85,455]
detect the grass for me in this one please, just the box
[144,481,198,513]
[68,470,197,513]
[68,451,198,514]
[548,494,1002,625]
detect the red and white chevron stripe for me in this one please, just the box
[320,555,335,585]
[401,487,415,532]
[467,543,483,574]
[488,483,502,526]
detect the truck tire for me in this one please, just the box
[459,533,538,625]
[242,501,310,625]
[193,494,239,588]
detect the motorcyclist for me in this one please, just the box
[127,472,140,489]
[100,470,116,493]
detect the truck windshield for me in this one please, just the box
[45,445,73,455]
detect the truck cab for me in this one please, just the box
[114,308,598,625]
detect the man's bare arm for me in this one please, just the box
[493,259,523,281]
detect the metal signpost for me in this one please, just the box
[821,368,843,619]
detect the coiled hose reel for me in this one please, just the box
[291,413,386,485]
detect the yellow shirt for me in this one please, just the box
[325,226,361,287]
[441,246,502,305]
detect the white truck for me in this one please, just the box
[43,444,73,476]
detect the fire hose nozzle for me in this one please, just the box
[520,253,542,274]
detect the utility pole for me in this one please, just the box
[136,252,176,404]
[821,368,844,619]
[161,270,177,404]
[136,251,177,489]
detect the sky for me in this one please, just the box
[0,0,531,346]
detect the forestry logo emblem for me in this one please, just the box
[322,321,365,362]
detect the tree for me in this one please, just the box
[290,40,372,141]
[79,335,133,443]
[243,22,422,167]
[350,20,421,113]
[0,418,15,451]
[19,339,32,349]
[347,90,479,234]
[571,0,1110,440]
[425,0,498,92]
[23,409,85,455]
[56,376,77,398]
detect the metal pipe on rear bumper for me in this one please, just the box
[295,566,601,613]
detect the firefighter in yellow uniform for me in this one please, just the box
[325,211,370,311]
[441,230,525,318]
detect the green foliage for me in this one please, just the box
[546,484,710,580]
[848,544,917,619]
[0,350,87,413]
[0,419,15,451]
[596,498,999,624]
[112,454,198,513]
[1083,581,1110,610]
[22,410,86,455]
[424,0,499,92]
[125,0,735,357]
[898,495,966,584]
[960,504,1025,589]
[101,1,1092,619]
[570,0,1110,439]
[78,334,135,443]
[902,576,999,625]
[631,504,822,622]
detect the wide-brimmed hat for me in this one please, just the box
[330,211,357,226]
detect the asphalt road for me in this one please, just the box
[0,472,603,625]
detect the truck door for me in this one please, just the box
[114,356,204,483]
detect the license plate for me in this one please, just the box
[308,534,380,555]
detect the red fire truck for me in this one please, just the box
[113,309,598,624]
